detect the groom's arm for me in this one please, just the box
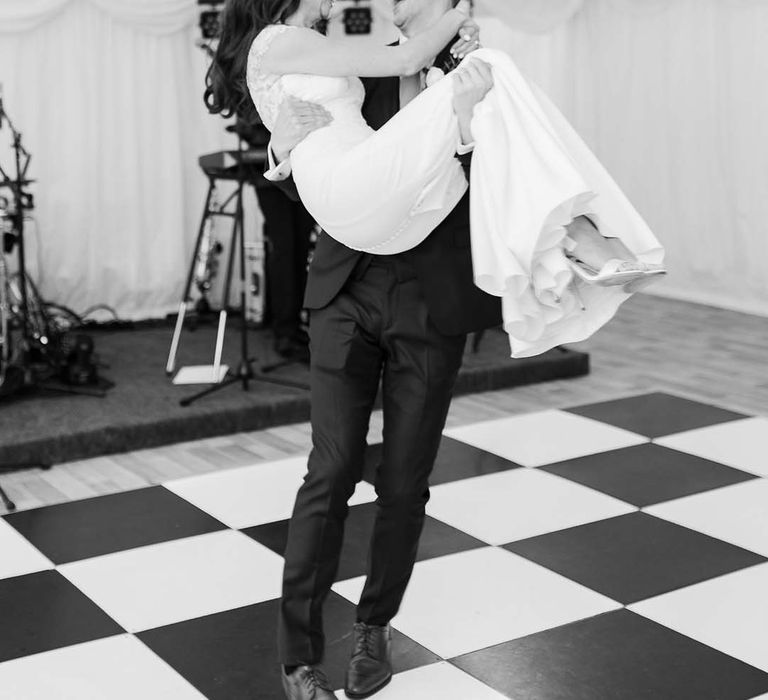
[263,97,332,199]
[452,58,494,178]
[266,57,494,188]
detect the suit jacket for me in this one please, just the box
[272,73,503,336]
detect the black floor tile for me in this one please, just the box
[565,392,747,438]
[363,437,520,487]
[539,443,757,507]
[3,486,226,564]
[244,503,485,582]
[452,608,768,700]
[0,570,123,663]
[139,593,439,700]
[503,512,766,604]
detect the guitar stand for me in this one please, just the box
[167,143,309,407]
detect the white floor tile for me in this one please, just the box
[444,410,647,467]
[656,418,768,477]
[0,519,53,580]
[335,662,508,700]
[0,634,205,699]
[333,547,620,659]
[164,456,376,528]
[58,530,283,632]
[629,562,768,673]
[644,479,768,557]
[427,469,635,545]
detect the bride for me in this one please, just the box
[205,0,666,357]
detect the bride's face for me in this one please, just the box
[393,0,450,31]
[302,0,335,23]
[319,0,335,19]
[392,0,418,29]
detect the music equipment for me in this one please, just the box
[167,143,308,404]
[244,241,265,324]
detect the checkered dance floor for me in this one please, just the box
[2,392,768,699]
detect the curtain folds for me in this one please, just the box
[474,0,768,31]
[0,0,240,320]
[475,0,584,34]
[0,0,197,35]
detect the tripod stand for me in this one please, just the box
[0,97,56,511]
[167,143,309,407]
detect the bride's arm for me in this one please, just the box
[261,10,467,78]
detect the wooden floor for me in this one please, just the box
[2,294,766,514]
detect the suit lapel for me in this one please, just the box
[361,76,401,131]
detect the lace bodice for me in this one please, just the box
[246,24,367,133]
[247,25,291,131]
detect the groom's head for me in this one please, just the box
[393,0,456,37]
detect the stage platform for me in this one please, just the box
[0,323,589,466]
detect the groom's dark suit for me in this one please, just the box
[304,74,502,335]
[273,69,502,666]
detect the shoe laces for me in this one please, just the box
[353,622,379,659]
[300,666,333,694]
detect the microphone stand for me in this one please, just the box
[0,96,33,354]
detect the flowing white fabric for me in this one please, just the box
[478,0,768,316]
[249,28,663,357]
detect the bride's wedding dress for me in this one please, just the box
[247,24,665,358]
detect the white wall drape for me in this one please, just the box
[1,0,767,318]
[0,0,243,319]
[0,0,197,34]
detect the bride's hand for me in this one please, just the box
[451,17,481,60]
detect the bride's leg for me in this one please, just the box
[565,216,635,270]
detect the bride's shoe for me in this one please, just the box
[566,257,666,288]
[622,268,667,294]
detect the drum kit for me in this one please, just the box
[0,90,41,401]
[0,91,104,510]
[0,91,48,510]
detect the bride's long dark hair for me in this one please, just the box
[204,0,301,123]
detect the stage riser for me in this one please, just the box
[0,326,588,466]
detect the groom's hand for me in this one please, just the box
[452,58,494,144]
[272,97,332,162]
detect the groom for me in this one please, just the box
[267,1,500,698]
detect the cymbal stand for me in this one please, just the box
[0,97,55,511]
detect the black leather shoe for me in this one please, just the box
[281,665,337,700]
[344,623,392,699]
